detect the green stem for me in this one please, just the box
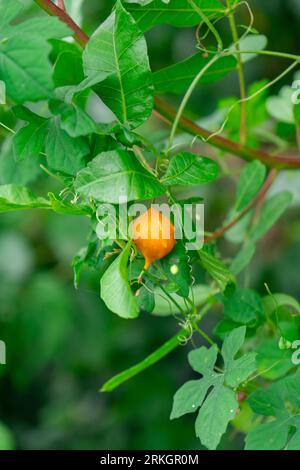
[168,53,219,152]
[227,2,247,145]
[159,284,187,315]
[203,47,300,62]
[188,0,223,51]
[0,121,15,134]
[231,49,300,62]
[101,299,215,392]
[34,0,300,169]
[192,322,217,348]
[100,327,190,392]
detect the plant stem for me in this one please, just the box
[159,284,187,315]
[100,327,191,392]
[0,121,15,134]
[231,49,300,62]
[205,169,278,243]
[154,97,300,169]
[192,321,217,348]
[168,54,220,152]
[188,0,223,51]
[101,298,215,392]
[34,0,300,170]
[227,2,247,145]
[34,0,88,46]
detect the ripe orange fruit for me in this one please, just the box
[133,208,176,270]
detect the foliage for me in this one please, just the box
[171,326,256,449]
[0,0,300,451]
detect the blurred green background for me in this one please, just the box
[0,0,300,450]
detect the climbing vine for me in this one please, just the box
[1,0,300,450]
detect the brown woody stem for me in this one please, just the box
[154,98,300,169]
[205,169,278,243]
[34,0,88,46]
[35,0,300,171]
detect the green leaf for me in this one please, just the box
[225,211,252,244]
[46,118,89,175]
[279,368,300,407]
[53,50,84,88]
[188,345,218,375]
[72,239,101,289]
[152,284,218,316]
[195,385,238,450]
[83,1,153,128]
[245,419,290,450]
[171,379,211,419]
[136,283,155,313]
[287,430,300,450]
[0,0,22,33]
[48,192,92,216]
[12,16,71,40]
[249,191,293,242]
[221,325,246,366]
[255,338,293,380]
[214,318,242,340]
[0,137,42,185]
[267,86,294,124]
[262,293,300,317]
[161,152,219,186]
[0,35,53,103]
[154,54,236,94]
[125,0,225,31]
[247,384,283,417]
[235,161,266,212]
[172,330,252,450]
[224,352,257,388]
[74,149,165,203]
[85,243,118,282]
[160,241,191,297]
[223,288,263,325]
[232,34,268,63]
[49,100,97,137]
[100,242,139,319]
[198,249,235,291]
[194,328,254,434]
[13,114,48,162]
[0,185,50,212]
[63,74,109,103]
[0,2,71,103]
[230,241,256,275]
[246,370,300,450]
